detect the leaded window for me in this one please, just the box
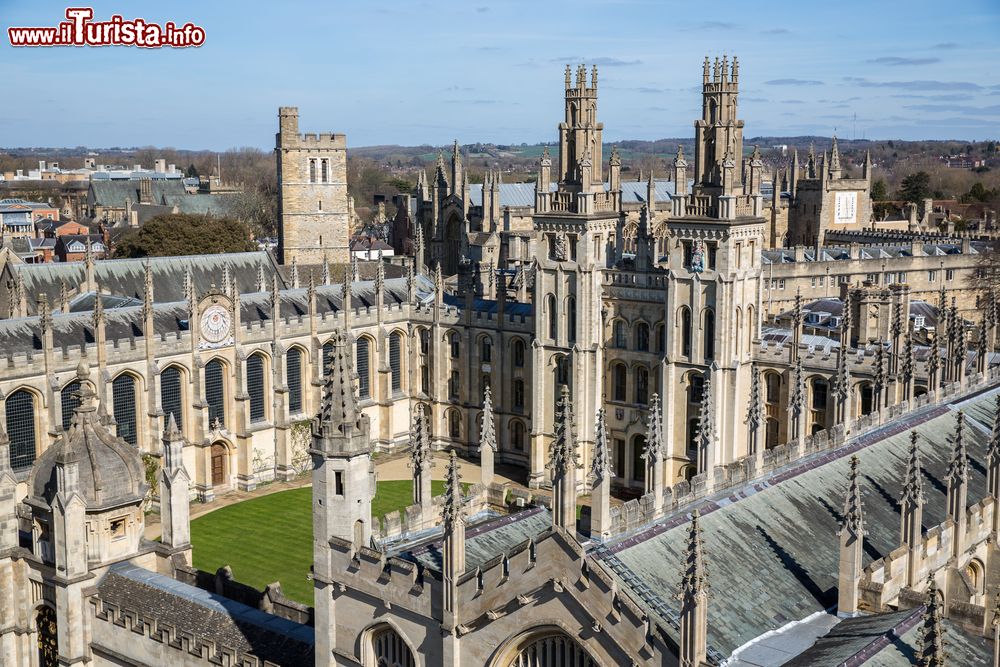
[322,341,334,377]
[357,338,371,399]
[513,379,524,410]
[112,374,138,446]
[286,348,303,414]
[205,360,226,428]
[6,389,36,471]
[512,339,525,368]
[389,333,402,394]
[247,354,266,424]
[161,366,183,430]
[61,381,81,430]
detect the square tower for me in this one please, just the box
[275,107,350,265]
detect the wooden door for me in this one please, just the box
[211,443,226,486]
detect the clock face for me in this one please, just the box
[200,305,231,343]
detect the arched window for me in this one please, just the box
[160,366,184,431]
[513,379,525,411]
[687,417,700,454]
[635,367,649,405]
[765,372,781,403]
[555,356,570,386]
[632,435,646,483]
[688,373,705,404]
[613,320,627,348]
[286,348,303,415]
[501,630,599,667]
[512,339,525,368]
[322,341,334,377]
[61,381,81,430]
[860,383,874,416]
[511,420,525,451]
[635,322,649,351]
[681,307,692,357]
[567,296,577,344]
[766,418,780,449]
[480,336,492,363]
[419,329,429,355]
[247,353,266,424]
[36,605,58,667]
[6,389,37,471]
[449,370,459,399]
[612,363,627,402]
[703,309,715,361]
[811,378,829,412]
[205,360,226,428]
[371,625,415,667]
[448,410,461,439]
[547,294,558,340]
[389,332,403,394]
[449,332,460,359]
[357,337,371,400]
[656,324,665,353]
[112,374,138,446]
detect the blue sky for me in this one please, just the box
[2,0,999,149]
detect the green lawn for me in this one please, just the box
[190,480,445,604]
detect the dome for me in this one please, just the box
[28,384,148,510]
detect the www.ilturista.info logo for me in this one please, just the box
[8,7,205,48]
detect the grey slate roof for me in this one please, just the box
[763,242,986,265]
[399,506,551,573]
[12,251,280,316]
[467,180,678,208]
[89,179,187,208]
[96,563,314,666]
[602,385,1000,660]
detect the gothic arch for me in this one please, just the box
[358,620,420,667]
[489,624,601,667]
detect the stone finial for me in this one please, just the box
[269,273,280,312]
[256,264,266,293]
[91,283,104,328]
[695,372,716,465]
[680,510,708,601]
[609,145,621,167]
[891,299,903,340]
[642,394,664,463]
[927,332,940,381]
[434,261,443,294]
[37,294,52,333]
[917,578,947,667]
[834,345,851,405]
[842,289,854,341]
[872,342,886,405]
[675,144,686,165]
[840,456,865,539]
[902,331,915,382]
[565,64,572,89]
[592,408,613,480]
[902,431,924,508]
[442,449,464,532]
[830,135,842,173]
[789,356,805,421]
[745,363,762,430]
[791,288,803,330]
[311,329,361,443]
[479,386,497,454]
[410,409,432,470]
[350,251,360,283]
[988,396,1000,499]
[321,252,331,285]
[549,386,578,475]
[290,256,299,288]
[221,264,231,296]
[947,411,968,484]
[59,279,69,313]
[374,252,385,297]
[702,56,710,83]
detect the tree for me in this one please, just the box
[871,178,888,201]
[186,164,199,178]
[114,213,256,258]
[897,171,932,203]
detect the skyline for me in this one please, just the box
[1,0,999,150]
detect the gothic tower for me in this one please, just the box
[310,328,375,666]
[661,56,764,487]
[276,107,351,265]
[529,64,619,487]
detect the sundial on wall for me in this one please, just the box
[198,294,234,349]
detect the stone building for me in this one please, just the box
[2,58,1000,665]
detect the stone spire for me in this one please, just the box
[901,430,924,586]
[917,578,946,667]
[829,135,842,178]
[321,252,331,285]
[695,371,716,477]
[838,455,865,616]
[789,356,805,452]
[872,341,886,413]
[590,408,613,539]
[947,411,968,558]
[549,386,578,531]
[310,328,370,456]
[678,510,708,667]
[160,414,191,556]
[901,330,915,400]
[927,332,940,389]
[746,362,763,460]
[442,449,465,628]
[643,394,665,513]
[479,385,497,486]
[410,408,433,511]
[841,288,854,348]
[834,341,853,427]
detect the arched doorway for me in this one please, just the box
[211,442,229,487]
[369,625,415,667]
[36,606,58,667]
